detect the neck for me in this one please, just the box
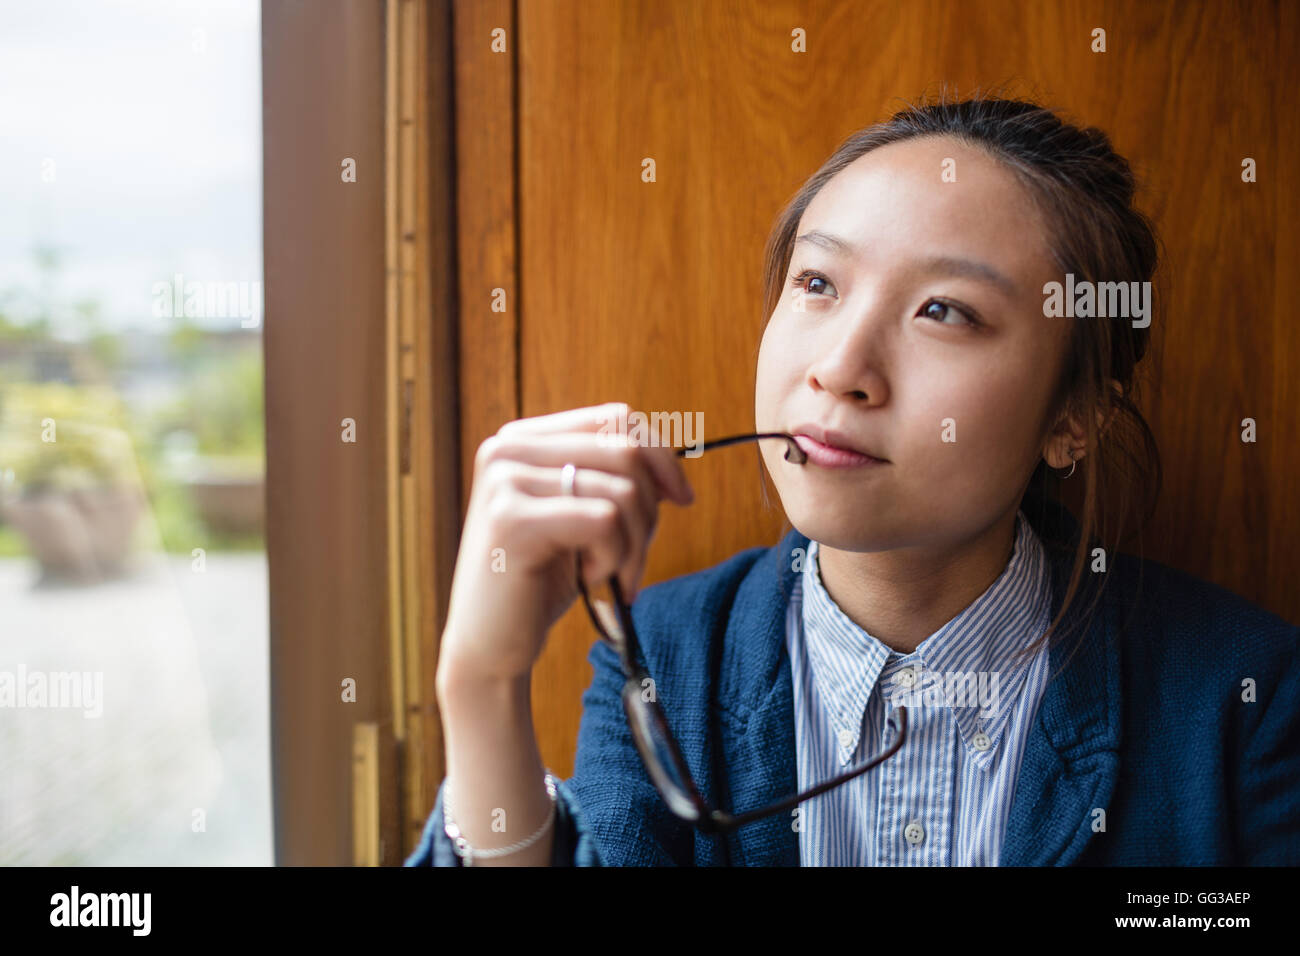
[815,507,1020,654]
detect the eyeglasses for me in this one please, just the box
[574,431,908,835]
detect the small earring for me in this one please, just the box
[1057,450,1079,479]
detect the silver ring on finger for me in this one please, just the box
[560,462,578,497]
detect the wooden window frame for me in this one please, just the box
[263,0,486,866]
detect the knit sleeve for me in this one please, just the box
[561,636,696,865]
[1235,624,1300,865]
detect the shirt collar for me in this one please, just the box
[798,509,1054,768]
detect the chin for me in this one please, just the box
[784,507,893,554]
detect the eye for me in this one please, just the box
[918,298,980,329]
[790,268,837,298]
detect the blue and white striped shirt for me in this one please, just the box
[786,509,1054,865]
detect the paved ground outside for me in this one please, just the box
[0,549,272,865]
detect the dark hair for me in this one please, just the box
[755,89,1164,677]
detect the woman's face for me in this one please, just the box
[756,135,1073,552]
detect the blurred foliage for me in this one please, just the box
[0,524,25,558]
[0,250,264,555]
[166,315,208,364]
[0,358,265,554]
[0,310,52,342]
[157,348,264,462]
[0,382,137,493]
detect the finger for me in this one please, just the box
[503,461,655,597]
[491,431,693,506]
[502,459,656,534]
[513,492,631,591]
[638,441,695,506]
[496,401,630,438]
[489,405,695,506]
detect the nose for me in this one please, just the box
[805,317,889,406]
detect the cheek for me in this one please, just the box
[905,365,1047,475]
[754,320,793,416]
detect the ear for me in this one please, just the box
[1040,379,1121,470]
[1041,411,1086,471]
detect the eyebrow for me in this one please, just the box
[794,230,1019,299]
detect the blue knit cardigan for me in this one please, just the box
[408,492,1299,866]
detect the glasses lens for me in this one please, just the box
[623,686,701,822]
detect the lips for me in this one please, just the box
[790,423,888,462]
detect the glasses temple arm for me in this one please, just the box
[716,708,908,830]
[676,432,808,464]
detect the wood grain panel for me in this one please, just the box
[386,0,463,864]
[409,0,463,864]
[1273,0,1300,611]
[455,0,520,519]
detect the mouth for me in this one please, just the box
[790,425,889,469]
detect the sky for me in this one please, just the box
[0,0,262,336]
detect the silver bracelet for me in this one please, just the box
[443,772,558,866]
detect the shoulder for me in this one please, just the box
[1105,548,1297,667]
[1099,551,1300,861]
[1107,548,1289,655]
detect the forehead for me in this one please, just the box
[798,136,1054,296]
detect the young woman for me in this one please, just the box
[406,95,1299,867]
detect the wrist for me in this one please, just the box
[436,617,539,690]
[444,770,557,866]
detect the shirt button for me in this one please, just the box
[904,821,925,845]
[838,729,854,749]
[896,668,918,688]
[972,731,991,751]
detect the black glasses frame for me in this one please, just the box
[574,431,908,835]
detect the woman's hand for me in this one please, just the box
[437,402,695,688]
